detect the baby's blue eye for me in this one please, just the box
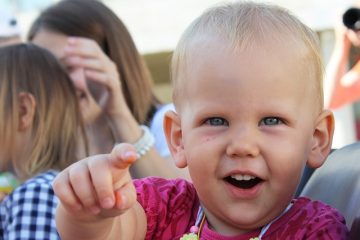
[260,117,283,126]
[205,117,228,126]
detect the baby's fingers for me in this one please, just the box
[68,162,101,214]
[88,156,116,210]
[53,169,83,212]
[110,143,137,170]
[115,181,137,211]
[89,143,136,209]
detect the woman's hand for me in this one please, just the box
[62,37,128,123]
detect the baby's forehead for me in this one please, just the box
[172,2,323,111]
[174,38,321,110]
[183,35,310,75]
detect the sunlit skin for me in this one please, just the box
[168,38,332,235]
[347,30,360,47]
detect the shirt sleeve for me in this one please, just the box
[0,172,60,240]
[304,201,349,240]
[269,198,349,239]
[134,177,198,240]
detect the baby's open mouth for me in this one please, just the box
[225,174,263,189]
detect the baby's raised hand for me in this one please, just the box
[53,143,137,220]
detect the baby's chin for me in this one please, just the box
[208,212,273,236]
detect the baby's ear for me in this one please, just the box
[307,110,335,168]
[163,110,187,168]
[17,92,36,132]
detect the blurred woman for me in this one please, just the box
[29,0,188,179]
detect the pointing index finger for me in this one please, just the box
[110,144,137,170]
[89,144,136,209]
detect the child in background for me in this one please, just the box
[0,43,87,239]
[0,9,22,201]
[53,1,348,239]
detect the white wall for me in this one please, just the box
[9,0,359,53]
[102,0,358,53]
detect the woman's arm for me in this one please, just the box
[324,25,351,108]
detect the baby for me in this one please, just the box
[53,1,348,239]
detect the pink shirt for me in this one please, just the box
[134,177,348,239]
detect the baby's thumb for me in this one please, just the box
[110,143,137,170]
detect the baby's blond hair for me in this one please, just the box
[171,1,323,111]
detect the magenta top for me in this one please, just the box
[134,177,348,239]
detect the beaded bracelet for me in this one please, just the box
[133,125,155,159]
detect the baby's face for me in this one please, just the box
[177,39,320,234]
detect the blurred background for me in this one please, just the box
[1,0,360,148]
[1,0,355,52]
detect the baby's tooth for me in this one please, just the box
[231,174,255,181]
[243,175,252,181]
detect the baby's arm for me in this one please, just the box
[53,143,147,239]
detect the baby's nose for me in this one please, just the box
[226,126,260,158]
